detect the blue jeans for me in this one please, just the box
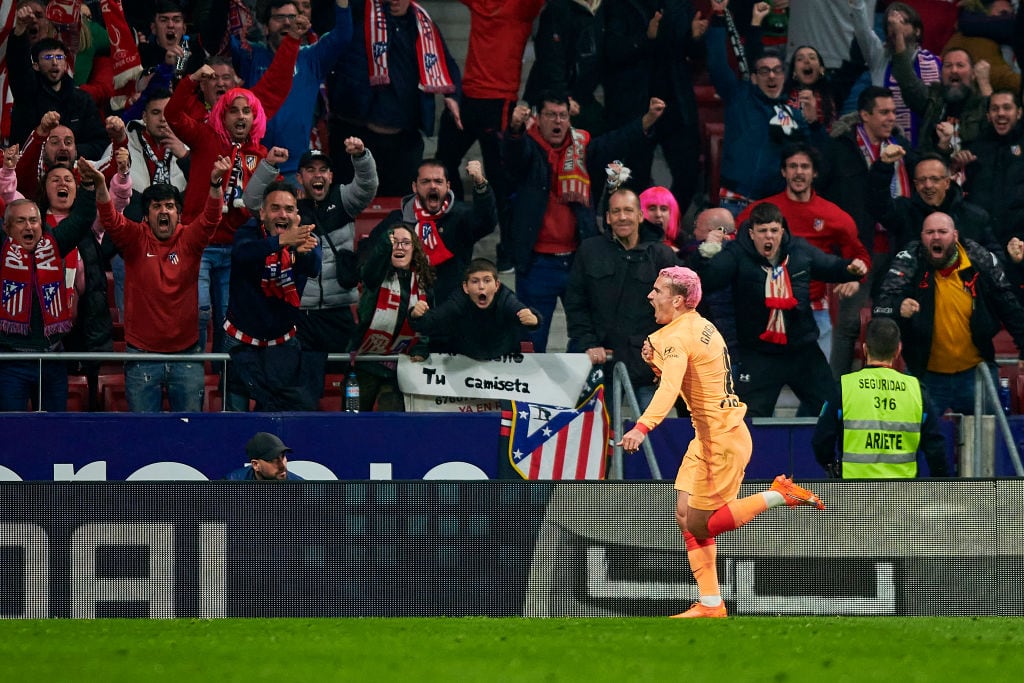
[813,308,832,362]
[0,359,68,412]
[110,254,125,321]
[125,346,205,412]
[198,245,232,353]
[923,364,1000,416]
[516,253,573,353]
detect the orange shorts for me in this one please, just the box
[673,423,752,511]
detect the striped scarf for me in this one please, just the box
[260,233,300,307]
[855,124,911,198]
[365,0,455,94]
[0,234,73,337]
[528,125,592,205]
[413,196,454,266]
[357,270,424,357]
[759,257,797,345]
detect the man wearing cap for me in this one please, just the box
[225,432,305,480]
[242,139,379,403]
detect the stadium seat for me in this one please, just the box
[994,328,1016,358]
[320,373,345,411]
[66,375,90,412]
[355,196,403,248]
[98,374,129,412]
[204,374,224,412]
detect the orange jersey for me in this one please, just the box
[638,309,747,441]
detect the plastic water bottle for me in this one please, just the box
[345,371,360,412]
[344,370,360,413]
[999,377,1011,415]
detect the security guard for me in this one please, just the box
[812,318,949,478]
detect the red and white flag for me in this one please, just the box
[500,379,610,480]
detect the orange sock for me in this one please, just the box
[706,493,769,536]
[684,531,719,598]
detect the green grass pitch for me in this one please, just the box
[1,617,1023,681]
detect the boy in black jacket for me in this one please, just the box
[410,258,541,359]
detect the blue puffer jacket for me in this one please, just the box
[706,22,825,200]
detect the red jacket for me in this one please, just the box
[163,35,298,245]
[461,0,545,100]
[98,192,222,352]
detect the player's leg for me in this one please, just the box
[673,445,727,618]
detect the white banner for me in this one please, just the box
[398,353,593,410]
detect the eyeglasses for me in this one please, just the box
[755,66,785,76]
[270,13,297,22]
[914,176,948,185]
[392,240,413,248]
[540,111,570,122]
[38,54,66,62]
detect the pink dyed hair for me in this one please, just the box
[659,266,702,310]
[210,87,267,145]
[639,186,680,243]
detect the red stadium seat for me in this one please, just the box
[98,374,129,412]
[66,374,90,412]
[705,122,725,207]
[355,196,403,248]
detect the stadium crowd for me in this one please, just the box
[1,0,1024,422]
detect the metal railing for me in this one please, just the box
[608,361,661,480]
[970,361,1024,476]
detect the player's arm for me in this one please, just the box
[619,347,688,452]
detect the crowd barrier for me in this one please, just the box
[2,480,1021,618]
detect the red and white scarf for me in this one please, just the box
[0,235,73,337]
[261,238,300,307]
[99,0,143,89]
[528,125,592,205]
[45,0,80,72]
[759,257,798,345]
[365,0,455,94]
[856,124,911,199]
[413,197,454,266]
[357,270,424,356]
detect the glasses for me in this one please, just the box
[914,176,948,185]
[392,240,413,248]
[270,13,297,22]
[540,111,570,122]
[755,66,785,76]
[38,54,66,62]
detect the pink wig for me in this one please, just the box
[210,87,267,146]
[639,186,680,243]
[659,266,702,310]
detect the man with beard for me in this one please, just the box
[223,181,321,412]
[868,150,1000,256]
[955,90,1024,242]
[693,202,867,417]
[737,144,868,362]
[619,266,824,619]
[891,45,989,155]
[225,432,305,480]
[88,156,229,413]
[242,141,379,404]
[703,0,825,216]
[409,258,540,359]
[564,188,677,410]
[368,158,496,304]
[0,162,97,412]
[6,36,107,160]
[874,212,1024,414]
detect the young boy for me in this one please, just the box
[410,258,541,359]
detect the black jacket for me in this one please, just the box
[565,221,678,384]
[367,188,496,303]
[411,286,540,360]
[7,34,108,159]
[693,225,860,355]
[868,162,1001,257]
[819,116,915,256]
[873,238,1024,376]
[962,122,1024,242]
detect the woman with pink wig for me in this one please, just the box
[639,186,681,250]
